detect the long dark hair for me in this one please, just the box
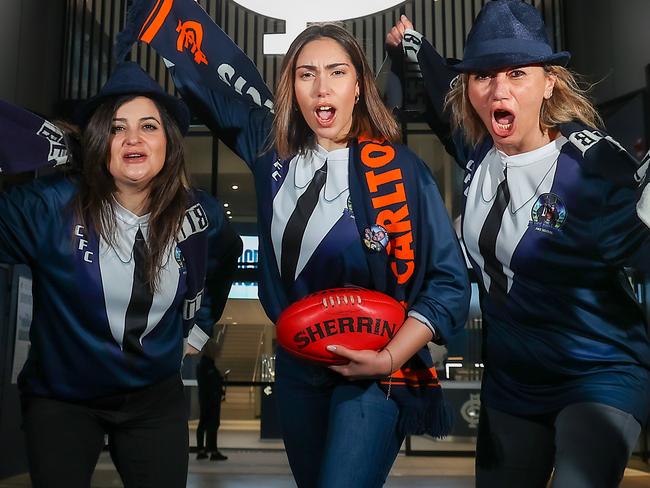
[74,94,189,292]
[272,23,400,159]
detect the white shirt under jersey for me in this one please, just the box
[269,144,437,336]
[98,200,202,351]
[462,137,568,293]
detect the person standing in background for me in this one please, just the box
[196,338,227,461]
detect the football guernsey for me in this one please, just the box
[0,175,234,400]
[463,135,650,423]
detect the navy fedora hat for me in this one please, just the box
[450,0,570,73]
[75,62,190,134]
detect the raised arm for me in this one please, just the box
[385,15,461,160]
[118,0,275,169]
[0,101,74,266]
[0,99,71,174]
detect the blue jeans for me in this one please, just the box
[274,347,403,488]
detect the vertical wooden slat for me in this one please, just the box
[63,0,74,99]
[61,0,566,102]
[79,0,89,98]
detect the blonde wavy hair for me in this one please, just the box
[444,66,603,147]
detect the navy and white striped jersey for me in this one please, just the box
[268,144,370,300]
[0,174,232,401]
[462,135,650,423]
[400,28,650,423]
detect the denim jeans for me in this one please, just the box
[274,346,403,488]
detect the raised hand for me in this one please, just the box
[385,14,414,48]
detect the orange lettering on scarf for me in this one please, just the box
[176,20,208,65]
[359,138,415,286]
[371,183,406,209]
[365,168,402,192]
[360,143,396,168]
[391,261,415,284]
[392,232,415,261]
[377,205,412,234]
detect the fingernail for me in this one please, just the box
[326,345,337,351]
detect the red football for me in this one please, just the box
[276,288,406,365]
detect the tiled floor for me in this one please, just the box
[2,450,649,488]
[1,424,648,487]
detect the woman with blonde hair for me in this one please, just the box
[387,1,650,487]
[120,2,470,485]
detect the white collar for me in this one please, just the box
[112,196,151,227]
[481,137,567,212]
[294,144,350,201]
[103,198,151,262]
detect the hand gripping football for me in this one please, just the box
[276,288,406,365]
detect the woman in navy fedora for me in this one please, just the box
[0,62,241,487]
[387,1,650,487]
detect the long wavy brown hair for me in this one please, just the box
[74,95,189,292]
[445,65,603,147]
[272,23,400,159]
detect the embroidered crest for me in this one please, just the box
[174,246,186,269]
[460,393,481,429]
[529,193,567,234]
[344,195,354,218]
[363,224,389,252]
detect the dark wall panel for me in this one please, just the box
[61,0,565,101]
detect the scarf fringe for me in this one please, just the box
[396,393,453,438]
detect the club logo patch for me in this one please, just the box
[344,195,354,218]
[529,193,567,234]
[363,224,388,252]
[174,246,186,269]
[176,20,208,65]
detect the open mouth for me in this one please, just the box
[314,105,336,127]
[123,152,146,163]
[492,109,515,136]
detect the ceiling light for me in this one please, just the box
[226,210,232,215]
[231,184,239,190]
[223,203,229,208]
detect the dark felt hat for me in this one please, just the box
[450,0,570,72]
[75,61,190,134]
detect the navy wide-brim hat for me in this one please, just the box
[450,0,570,73]
[74,61,190,134]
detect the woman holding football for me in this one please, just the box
[386,1,650,487]
[123,5,471,486]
